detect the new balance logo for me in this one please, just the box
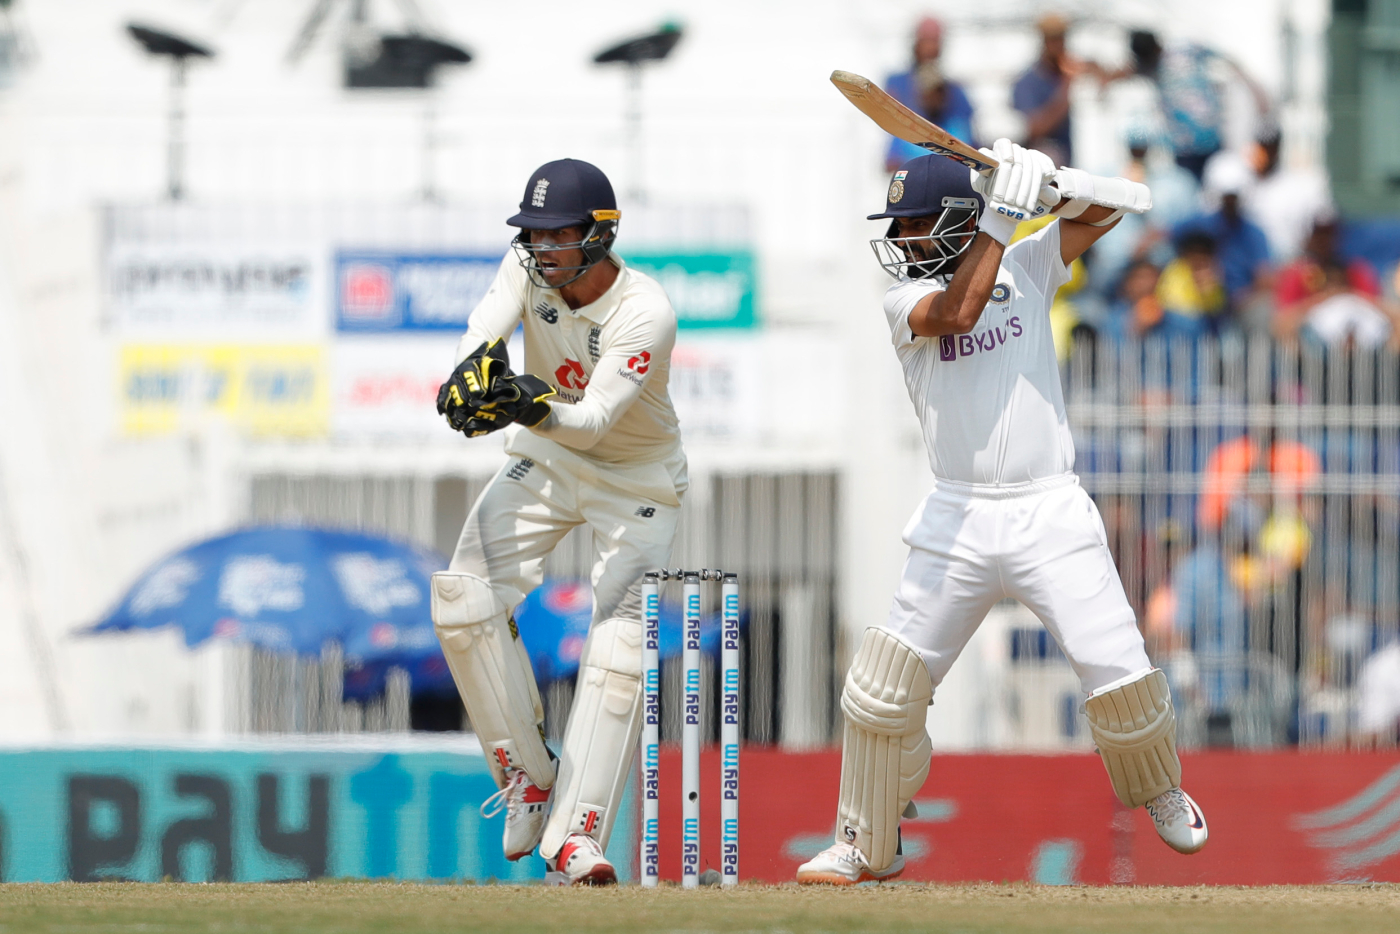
[532,301,558,324]
[531,178,550,207]
[507,458,534,481]
[634,506,656,518]
[583,810,599,833]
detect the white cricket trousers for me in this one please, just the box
[886,473,1150,695]
[448,428,685,626]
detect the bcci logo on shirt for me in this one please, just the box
[990,283,1012,304]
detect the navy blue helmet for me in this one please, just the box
[508,158,620,288]
[869,154,984,279]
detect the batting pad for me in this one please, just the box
[431,572,557,790]
[1084,668,1181,808]
[539,615,644,860]
[836,627,933,872]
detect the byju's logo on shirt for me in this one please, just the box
[939,318,1023,361]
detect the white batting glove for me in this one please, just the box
[971,140,1061,245]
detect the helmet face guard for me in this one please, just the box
[870,197,980,280]
[511,211,620,289]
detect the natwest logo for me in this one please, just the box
[555,358,589,390]
[627,350,651,374]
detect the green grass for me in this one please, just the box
[1,881,1397,934]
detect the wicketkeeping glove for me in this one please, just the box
[436,339,557,437]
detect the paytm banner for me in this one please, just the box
[107,244,323,338]
[118,344,329,437]
[336,253,504,332]
[0,741,634,883]
[624,251,757,330]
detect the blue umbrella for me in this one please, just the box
[91,526,446,657]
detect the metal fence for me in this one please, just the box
[243,468,840,747]
[1065,334,1400,748]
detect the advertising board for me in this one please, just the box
[118,344,329,437]
[107,244,323,337]
[0,740,633,883]
[651,749,1400,885]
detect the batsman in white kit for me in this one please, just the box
[797,143,1209,885]
[430,158,686,885]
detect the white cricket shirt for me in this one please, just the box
[456,253,684,475]
[883,221,1076,486]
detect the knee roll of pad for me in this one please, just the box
[539,616,644,859]
[1084,668,1181,808]
[836,627,934,873]
[430,572,556,790]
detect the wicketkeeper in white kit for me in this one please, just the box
[430,158,686,885]
[797,142,1209,885]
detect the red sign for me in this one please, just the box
[649,750,1400,885]
[555,359,589,390]
[340,263,394,320]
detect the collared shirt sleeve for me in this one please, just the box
[1006,221,1072,299]
[531,298,677,451]
[882,278,943,350]
[454,254,527,365]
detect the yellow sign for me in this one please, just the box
[118,344,329,437]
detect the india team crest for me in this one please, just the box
[888,170,908,204]
[990,283,1012,304]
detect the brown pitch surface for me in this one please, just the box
[1,881,1396,933]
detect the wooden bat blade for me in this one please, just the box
[830,69,997,174]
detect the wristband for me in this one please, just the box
[977,209,1018,246]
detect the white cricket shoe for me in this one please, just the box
[548,833,617,886]
[480,770,552,861]
[1146,787,1209,854]
[796,841,905,885]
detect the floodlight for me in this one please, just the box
[593,23,684,202]
[125,22,216,200]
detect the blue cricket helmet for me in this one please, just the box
[869,153,983,220]
[869,154,985,280]
[507,158,621,289]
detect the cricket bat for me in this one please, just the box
[830,70,998,174]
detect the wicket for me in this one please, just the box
[640,568,741,888]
